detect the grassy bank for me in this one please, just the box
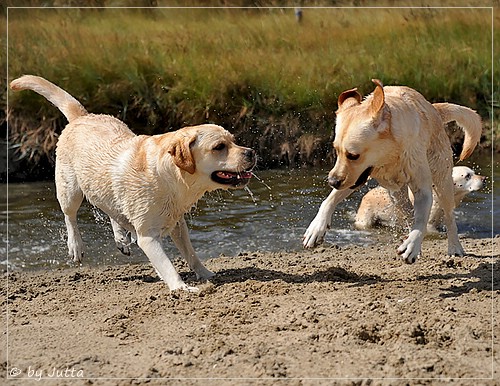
[5,6,497,177]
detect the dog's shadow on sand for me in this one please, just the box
[118,252,498,297]
[113,262,380,287]
[191,252,498,296]
[418,259,499,299]
[194,265,382,287]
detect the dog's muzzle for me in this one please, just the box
[211,149,256,188]
[328,166,373,190]
[211,170,253,187]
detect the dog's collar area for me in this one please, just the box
[211,170,253,187]
[350,167,373,189]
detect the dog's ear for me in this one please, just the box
[168,134,196,174]
[371,79,385,116]
[337,88,362,111]
[371,79,392,135]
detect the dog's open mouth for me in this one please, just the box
[211,170,253,187]
[350,167,373,189]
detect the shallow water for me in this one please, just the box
[2,153,498,271]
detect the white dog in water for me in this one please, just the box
[303,79,482,262]
[354,166,485,232]
[10,75,256,292]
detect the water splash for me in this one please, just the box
[244,186,257,203]
[92,206,109,225]
[251,172,272,190]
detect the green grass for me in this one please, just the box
[5,6,496,166]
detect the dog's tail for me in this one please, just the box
[10,75,88,122]
[433,103,482,161]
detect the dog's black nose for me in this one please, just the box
[328,176,342,189]
[245,148,256,162]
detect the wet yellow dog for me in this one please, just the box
[303,79,482,262]
[11,75,256,292]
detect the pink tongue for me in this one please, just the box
[240,171,253,179]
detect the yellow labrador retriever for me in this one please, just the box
[10,75,256,292]
[303,79,481,262]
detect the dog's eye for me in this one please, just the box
[465,173,472,181]
[346,152,360,161]
[213,143,226,151]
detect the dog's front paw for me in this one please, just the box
[303,218,329,248]
[397,230,423,263]
[171,282,200,293]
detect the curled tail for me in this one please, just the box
[433,102,482,161]
[10,75,88,122]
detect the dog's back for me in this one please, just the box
[11,75,140,219]
[369,87,480,163]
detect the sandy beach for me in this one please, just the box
[2,237,499,385]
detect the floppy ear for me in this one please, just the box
[168,135,196,174]
[371,79,385,116]
[337,88,362,111]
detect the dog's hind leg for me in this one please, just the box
[55,172,85,262]
[169,217,215,280]
[111,219,133,256]
[62,211,84,262]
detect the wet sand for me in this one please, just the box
[2,237,499,385]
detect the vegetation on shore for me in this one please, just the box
[4,3,497,180]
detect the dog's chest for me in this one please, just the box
[145,189,202,236]
[159,202,187,228]
[372,167,408,191]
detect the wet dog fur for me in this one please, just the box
[10,75,256,292]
